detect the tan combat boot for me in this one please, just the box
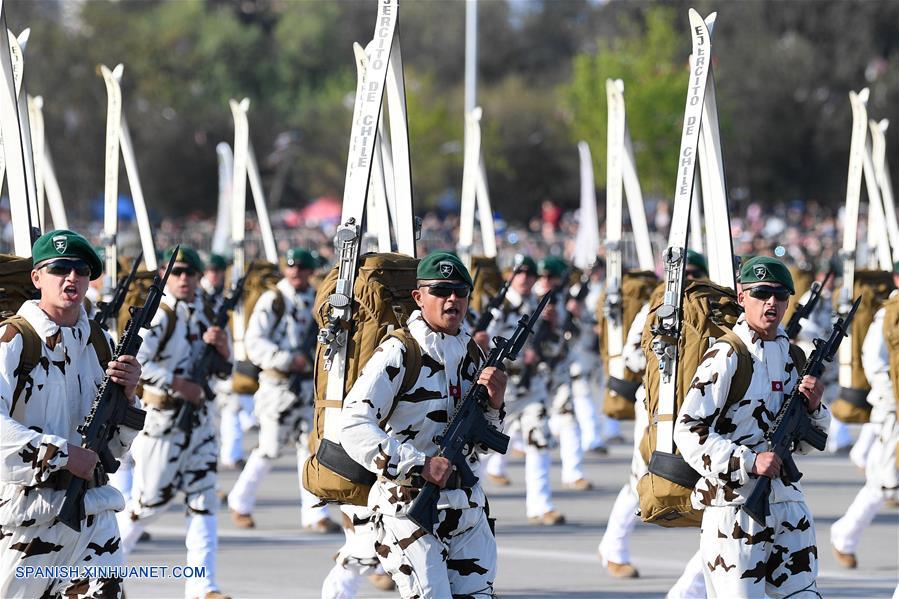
[832,545,858,568]
[230,510,255,529]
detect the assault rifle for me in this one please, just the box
[785,268,833,340]
[742,296,860,526]
[473,260,524,333]
[58,247,179,531]
[559,270,592,342]
[518,268,571,390]
[174,273,248,432]
[407,291,551,535]
[94,251,143,329]
[288,317,321,397]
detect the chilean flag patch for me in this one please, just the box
[771,381,783,392]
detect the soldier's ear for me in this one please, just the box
[30,269,41,290]
[411,288,424,308]
[737,289,745,308]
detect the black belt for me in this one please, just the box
[608,376,640,404]
[838,387,871,409]
[648,451,701,488]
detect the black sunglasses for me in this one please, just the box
[685,269,704,279]
[170,266,199,278]
[419,283,471,298]
[747,285,790,302]
[42,259,91,277]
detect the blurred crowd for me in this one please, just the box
[0,196,871,275]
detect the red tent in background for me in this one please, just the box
[298,196,342,225]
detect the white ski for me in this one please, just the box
[322,0,399,418]
[652,9,715,455]
[837,88,869,389]
[458,106,497,265]
[604,78,626,399]
[7,26,37,230]
[870,119,899,261]
[572,140,599,270]
[861,131,892,270]
[620,93,655,271]
[229,97,250,367]
[0,13,35,255]
[211,142,233,256]
[99,63,123,299]
[694,13,736,288]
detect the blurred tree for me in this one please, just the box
[566,7,686,199]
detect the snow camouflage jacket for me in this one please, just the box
[137,290,228,411]
[0,301,138,527]
[245,279,315,374]
[341,310,503,515]
[673,314,831,509]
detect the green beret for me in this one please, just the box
[739,256,795,294]
[163,245,203,273]
[538,255,567,278]
[206,253,228,271]
[893,260,899,275]
[513,254,538,274]
[417,251,473,287]
[285,248,317,269]
[32,229,103,280]
[686,250,709,276]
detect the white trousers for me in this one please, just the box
[667,550,707,599]
[227,449,328,525]
[525,447,553,518]
[598,483,638,565]
[119,513,219,599]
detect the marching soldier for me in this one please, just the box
[476,255,565,524]
[537,256,594,491]
[200,253,228,310]
[226,248,337,532]
[117,246,231,599]
[340,251,507,597]
[0,230,142,598]
[599,249,709,584]
[830,260,899,568]
[674,256,829,598]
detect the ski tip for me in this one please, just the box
[239,97,250,111]
[858,88,870,103]
[113,63,124,79]
[880,119,890,132]
[471,106,483,121]
[32,95,42,109]
[615,79,625,93]
[705,12,718,28]
[17,28,29,47]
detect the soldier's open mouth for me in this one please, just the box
[444,308,459,316]
[63,285,78,299]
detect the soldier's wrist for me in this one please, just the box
[744,450,757,475]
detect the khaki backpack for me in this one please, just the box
[595,270,659,420]
[470,256,503,315]
[303,252,424,505]
[831,270,894,423]
[2,315,112,406]
[0,254,38,318]
[637,280,746,527]
[232,260,283,394]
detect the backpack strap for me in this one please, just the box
[154,303,177,359]
[2,317,113,405]
[379,328,423,427]
[2,316,42,403]
[788,343,807,377]
[88,320,113,369]
[717,330,754,415]
[270,289,286,333]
